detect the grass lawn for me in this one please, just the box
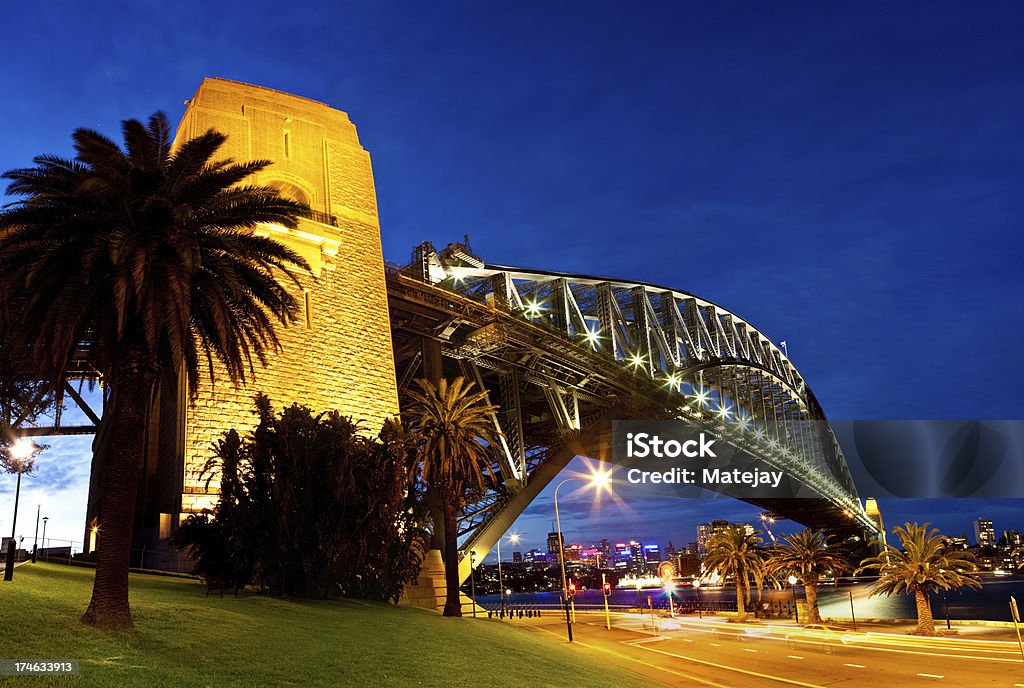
[0,562,646,687]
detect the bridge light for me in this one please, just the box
[583,327,600,348]
[717,403,732,419]
[665,373,681,390]
[737,414,751,431]
[692,387,710,408]
[628,353,646,370]
[450,267,467,283]
[524,300,545,318]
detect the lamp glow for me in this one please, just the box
[10,439,36,461]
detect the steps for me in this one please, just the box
[400,549,483,615]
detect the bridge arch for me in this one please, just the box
[387,241,878,584]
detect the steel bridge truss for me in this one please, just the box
[392,243,878,580]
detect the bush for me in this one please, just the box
[174,396,429,601]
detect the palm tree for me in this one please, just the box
[857,523,981,635]
[0,113,308,629]
[404,376,499,616]
[703,526,766,622]
[767,528,850,624]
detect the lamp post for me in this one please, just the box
[497,532,521,618]
[41,517,48,562]
[553,468,612,642]
[469,551,478,618]
[32,504,40,563]
[693,579,703,619]
[3,439,39,582]
[788,575,800,625]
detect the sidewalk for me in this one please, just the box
[605,609,1023,642]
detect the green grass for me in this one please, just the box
[0,563,645,687]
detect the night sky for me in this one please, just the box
[1,2,1021,554]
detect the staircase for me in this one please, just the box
[400,549,483,615]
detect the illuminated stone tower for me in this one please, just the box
[103,79,400,549]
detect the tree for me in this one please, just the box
[857,523,981,635]
[0,113,307,629]
[766,528,850,624]
[703,526,766,622]
[404,376,500,617]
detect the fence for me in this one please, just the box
[478,595,801,622]
[24,536,195,574]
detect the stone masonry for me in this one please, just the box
[173,78,400,514]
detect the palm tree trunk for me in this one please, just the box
[805,580,821,623]
[735,576,747,622]
[81,360,155,630]
[914,588,935,634]
[441,493,462,617]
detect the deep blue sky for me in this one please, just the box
[1,2,1022,552]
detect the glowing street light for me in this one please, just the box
[554,467,613,642]
[3,439,41,582]
[497,531,521,618]
[693,579,703,619]
[788,574,801,624]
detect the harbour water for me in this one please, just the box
[476,576,1024,622]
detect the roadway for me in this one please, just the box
[516,611,1024,687]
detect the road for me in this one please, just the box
[516,610,1024,687]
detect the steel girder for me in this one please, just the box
[389,243,878,584]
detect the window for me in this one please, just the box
[283,130,291,159]
[304,289,313,329]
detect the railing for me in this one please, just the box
[298,208,339,227]
[480,597,801,621]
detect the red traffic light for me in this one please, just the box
[567,580,577,598]
[602,582,612,597]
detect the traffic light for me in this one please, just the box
[602,581,612,597]
[567,580,577,599]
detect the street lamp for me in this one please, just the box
[554,467,612,642]
[41,517,48,561]
[469,551,478,618]
[497,531,521,618]
[32,504,40,563]
[3,439,40,582]
[788,575,800,625]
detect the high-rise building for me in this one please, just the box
[599,538,612,562]
[643,544,662,565]
[547,531,564,564]
[1001,530,1022,551]
[512,551,523,564]
[697,520,731,556]
[974,519,995,548]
